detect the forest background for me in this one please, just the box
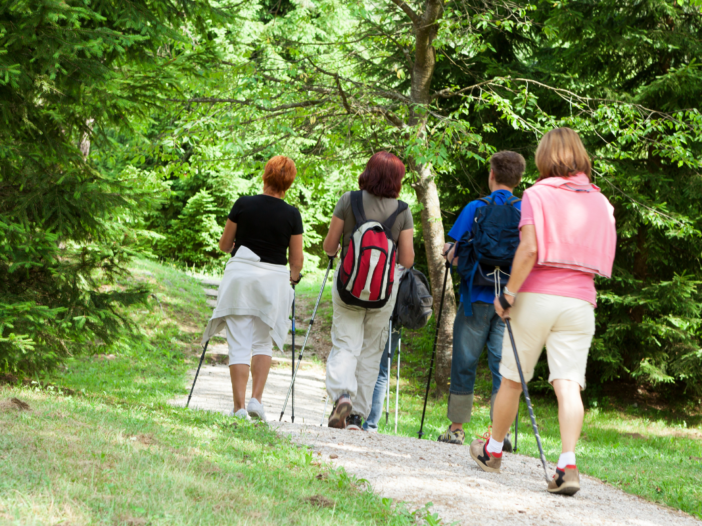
[2,0,702,403]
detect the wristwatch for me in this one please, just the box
[503,285,517,298]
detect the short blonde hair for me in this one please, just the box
[262,155,297,193]
[535,127,591,181]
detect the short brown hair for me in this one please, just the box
[263,155,297,193]
[490,151,526,188]
[535,127,591,181]
[358,151,405,198]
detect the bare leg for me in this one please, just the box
[552,379,584,453]
[250,355,272,402]
[229,364,249,411]
[490,379,522,441]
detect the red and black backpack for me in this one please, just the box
[336,191,408,309]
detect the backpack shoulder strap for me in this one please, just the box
[506,195,521,206]
[381,200,409,231]
[350,191,367,224]
[478,196,493,205]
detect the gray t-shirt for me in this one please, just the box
[333,190,414,252]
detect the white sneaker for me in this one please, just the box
[230,408,250,421]
[247,398,267,421]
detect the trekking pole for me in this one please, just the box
[386,318,392,426]
[513,407,519,452]
[418,246,453,439]
[505,319,549,482]
[186,340,210,408]
[394,328,402,434]
[280,256,335,421]
[320,396,329,426]
[291,285,296,423]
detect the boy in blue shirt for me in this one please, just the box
[438,151,525,446]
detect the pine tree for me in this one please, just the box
[0,0,221,373]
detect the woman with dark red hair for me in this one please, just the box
[322,151,415,430]
[202,155,304,422]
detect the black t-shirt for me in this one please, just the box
[228,195,303,265]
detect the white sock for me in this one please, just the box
[486,438,504,456]
[557,452,576,469]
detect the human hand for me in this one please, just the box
[326,244,341,258]
[494,293,515,320]
[442,243,452,259]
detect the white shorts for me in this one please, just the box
[223,315,273,366]
[499,293,595,390]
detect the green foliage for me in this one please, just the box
[7,0,701,396]
[167,0,699,396]
[0,0,222,373]
[157,189,226,267]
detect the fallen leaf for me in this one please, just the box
[10,398,30,411]
[305,495,334,508]
[329,454,338,459]
[624,432,646,440]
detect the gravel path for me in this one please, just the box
[273,422,700,526]
[178,276,700,525]
[170,340,328,424]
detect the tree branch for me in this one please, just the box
[335,75,352,114]
[389,0,421,25]
[166,98,330,112]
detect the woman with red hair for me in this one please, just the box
[202,155,304,422]
[322,151,415,430]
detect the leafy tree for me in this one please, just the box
[124,0,702,396]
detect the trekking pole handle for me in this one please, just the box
[443,242,456,269]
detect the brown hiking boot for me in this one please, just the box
[469,439,502,473]
[328,395,352,429]
[547,466,581,496]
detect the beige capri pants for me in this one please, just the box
[499,293,595,390]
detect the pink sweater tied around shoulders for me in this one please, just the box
[525,173,616,278]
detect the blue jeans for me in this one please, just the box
[363,327,401,431]
[447,302,504,423]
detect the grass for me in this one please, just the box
[0,259,439,525]
[290,276,702,520]
[0,390,434,525]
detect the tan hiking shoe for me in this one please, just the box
[469,439,502,473]
[437,425,465,445]
[547,466,581,496]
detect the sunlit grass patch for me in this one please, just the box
[0,389,428,525]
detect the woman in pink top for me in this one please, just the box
[468,128,616,496]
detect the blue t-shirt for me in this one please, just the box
[447,190,522,304]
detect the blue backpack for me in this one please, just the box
[456,195,521,316]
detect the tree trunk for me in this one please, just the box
[413,163,456,395]
[79,118,94,159]
[392,0,454,394]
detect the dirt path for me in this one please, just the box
[273,422,700,526]
[170,342,328,425]
[170,277,329,424]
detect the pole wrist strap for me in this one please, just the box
[498,292,512,310]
